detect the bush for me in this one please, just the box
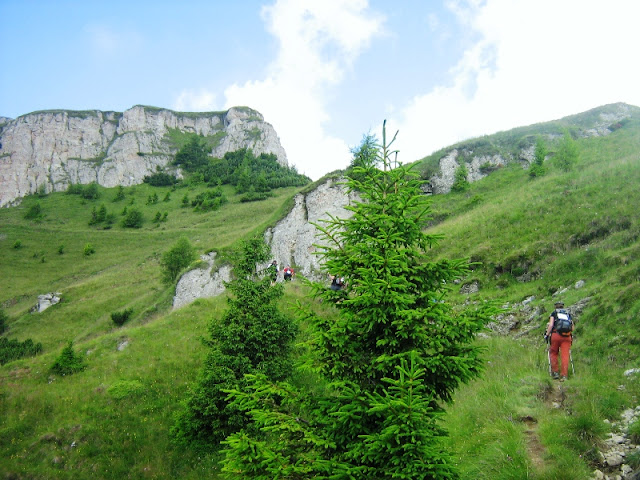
[191,188,228,211]
[143,172,178,187]
[66,184,85,195]
[452,164,470,192]
[24,203,43,220]
[0,337,43,365]
[50,341,86,376]
[113,185,126,202]
[122,208,144,228]
[84,243,96,256]
[161,237,197,283]
[0,308,7,334]
[13,240,22,249]
[111,308,133,326]
[239,189,272,203]
[81,182,100,200]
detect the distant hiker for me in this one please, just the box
[268,260,278,284]
[283,266,294,281]
[544,301,573,381]
[330,274,345,291]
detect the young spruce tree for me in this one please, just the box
[220,122,497,479]
[171,237,297,451]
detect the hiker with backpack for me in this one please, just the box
[283,266,294,281]
[544,301,573,381]
[267,260,279,285]
[330,274,345,291]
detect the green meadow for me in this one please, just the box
[2,108,640,478]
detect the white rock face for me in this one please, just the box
[34,292,62,312]
[0,106,287,207]
[172,177,358,308]
[173,253,233,309]
[265,177,359,279]
[427,103,633,194]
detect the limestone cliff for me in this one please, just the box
[172,176,357,308]
[264,177,359,279]
[0,105,287,207]
[427,102,636,194]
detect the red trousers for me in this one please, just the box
[550,333,572,377]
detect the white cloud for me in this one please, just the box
[173,89,217,112]
[390,0,640,163]
[222,0,384,179]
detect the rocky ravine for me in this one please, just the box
[0,105,287,207]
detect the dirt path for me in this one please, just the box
[521,381,566,473]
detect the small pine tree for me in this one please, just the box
[529,137,547,178]
[50,341,86,376]
[220,122,497,479]
[451,163,470,192]
[553,131,579,171]
[172,237,297,451]
[113,185,126,202]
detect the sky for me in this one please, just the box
[2,0,640,180]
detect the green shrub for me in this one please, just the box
[113,185,126,202]
[0,337,43,365]
[50,341,86,376]
[160,237,197,283]
[57,244,65,255]
[107,380,145,400]
[81,182,100,200]
[13,240,22,249]
[191,188,228,211]
[0,308,7,334]
[24,202,43,220]
[452,164,470,192]
[66,184,85,195]
[239,189,272,202]
[143,172,178,187]
[111,308,133,326]
[629,419,640,444]
[122,208,143,228]
[84,243,96,256]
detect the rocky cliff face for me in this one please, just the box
[428,102,635,194]
[172,176,357,308]
[264,177,359,279]
[0,105,287,207]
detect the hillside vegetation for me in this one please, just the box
[2,106,640,479]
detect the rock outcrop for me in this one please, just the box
[172,176,357,308]
[264,177,359,279]
[0,105,287,207]
[428,103,635,194]
[173,252,232,309]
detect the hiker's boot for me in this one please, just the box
[552,372,560,380]
[560,376,568,382]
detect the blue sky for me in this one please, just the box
[2,0,640,180]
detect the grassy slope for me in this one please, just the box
[428,116,640,478]
[1,113,640,478]
[0,183,303,478]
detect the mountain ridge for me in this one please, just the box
[0,105,288,207]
